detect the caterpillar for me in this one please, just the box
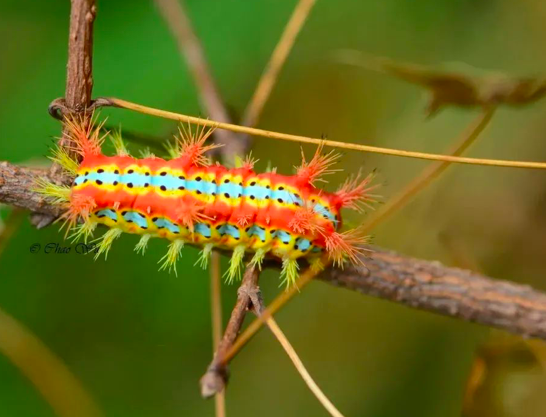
[36,116,377,286]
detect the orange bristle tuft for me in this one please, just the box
[236,213,253,227]
[174,197,212,234]
[176,121,222,167]
[59,194,97,235]
[63,114,106,157]
[335,171,380,212]
[295,145,341,186]
[288,204,324,235]
[242,152,259,170]
[324,228,370,267]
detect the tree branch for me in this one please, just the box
[51,0,96,179]
[200,266,261,398]
[323,247,546,339]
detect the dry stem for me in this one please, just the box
[100,97,546,169]
[242,0,317,128]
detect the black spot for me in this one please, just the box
[311,199,316,203]
[128,169,134,174]
[195,176,202,181]
[212,192,216,196]
[85,171,89,175]
[239,182,243,186]
[83,179,88,183]
[294,202,300,207]
[250,181,256,186]
[196,190,202,195]
[97,214,105,218]
[234,236,240,240]
[160,186,167,191]
[277,198,283,203]
[141,226,148,230]
[96,180,103,185]
[114,170,119,174]
[238,194,242,198]
[152,217,158,222]
[127,219,133,223]
[250,195,255,200]
[144,183,149,187]
[112,219,117,223]
[270,229,276,234]
[323,214,328,219]
[224,193,230,198]
[261,238,265,243]
[224,179,229,184]
[245,227,250,232]
[97,169,104,173]
[113,181,119,186]
[173,230,180,234]
[160,172,167,176]
[279,186,284,190]
[216,225,222,230]
[295,194,300,198]
[294,245,299,250]
[121,211,128,215]
[145,172,150,176]
[266,185,270,189]
[265,196,270,199]
[158,226,165,230]
[178,186,185,190]
[179,175,185,180]
[127,183,133,188]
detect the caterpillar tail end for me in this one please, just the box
[335,171,380,212]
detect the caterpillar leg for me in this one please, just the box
[280,258,299,289]
[249,247,267,270]
[134,234,152,255]
[94,228,123,260]
[224,245,246,284]
[158,239,185,276]
[195,243,214,269]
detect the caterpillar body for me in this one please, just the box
[37,117,376,286]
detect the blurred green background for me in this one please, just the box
[1,0,546,416]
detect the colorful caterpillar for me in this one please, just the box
[36,117,377,286]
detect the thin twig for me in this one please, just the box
[222,261,324,365]
[0,307,103,417]
[99,97,546,169]
[264,316,346,417]
[209,252,226,417]
[200,266,261,398]
[242,0,317,128]
[153,0,245,159]
[361,107,496,232]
